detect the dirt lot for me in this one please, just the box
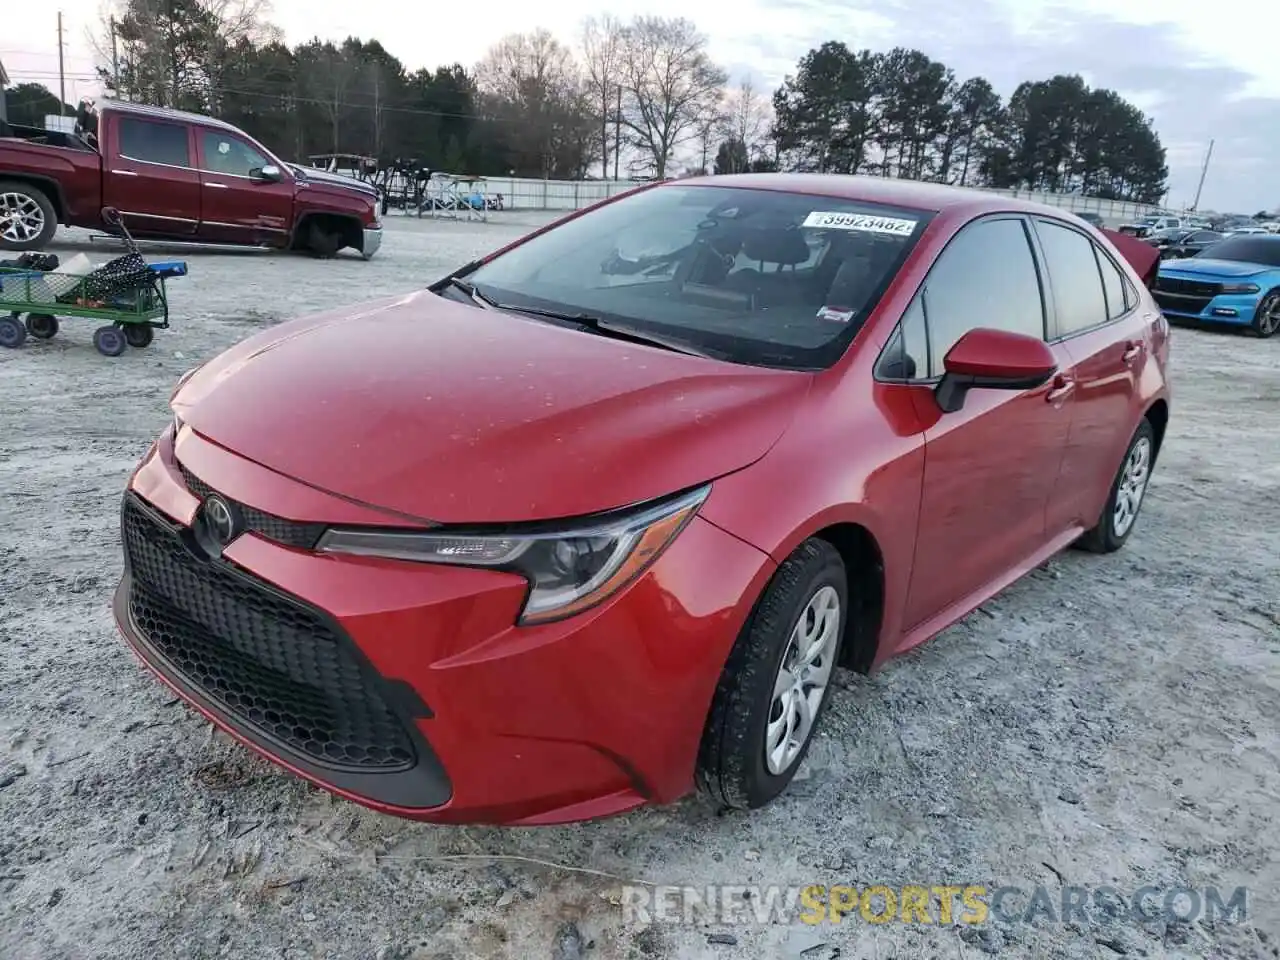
[1,213,1277,960]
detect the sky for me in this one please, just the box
[3,0,1276,213]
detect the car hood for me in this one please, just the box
[1159,258,1273,278]
[290,164,379,199]
[173,291,812,524]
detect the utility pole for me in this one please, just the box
[612,84,621,180]
[57,11,67,110]
[1191,139,1214,212]
[110,16,120,93]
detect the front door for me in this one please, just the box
[195,128,294,246]
[899,216,1075,630]
[103,115,200,236]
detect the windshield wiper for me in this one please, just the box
[445,276,500,309]
[493,303,722,359]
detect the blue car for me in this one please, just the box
[1153,234,1280,337]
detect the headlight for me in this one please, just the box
[1219,283,1260,294]
[317,485,711,624]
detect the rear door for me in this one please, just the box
[194,128,294,245]
[103,114,200,236]
[890,216,1076,631]
[1031,217,1150,536]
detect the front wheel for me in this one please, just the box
[1075,418,1156,554]
[1252,291,1280,338]
[93,324,127,357]
[697,539,847,810]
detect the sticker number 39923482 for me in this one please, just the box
[801,211,918,236]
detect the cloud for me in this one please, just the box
[734,0,1276,212]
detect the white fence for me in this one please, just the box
[476,176,1159,225]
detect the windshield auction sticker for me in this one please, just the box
[802,212,918,236]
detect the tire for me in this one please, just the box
[25,313,58,339]
[0,180,58,251]
[122,323,153,348]
[1251,290,1280,338]
[93,324,127,357]
[697,539,848,810]
[0,313,26,348]
[1075,418,1156,554]
[306,221,342,259]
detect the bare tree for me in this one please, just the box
[722,76,771,170]
[580,15,625,179]
[618,17,727,179]
[476,29,597,178]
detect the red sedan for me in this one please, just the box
[114,174,1171,825]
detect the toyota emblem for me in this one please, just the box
[202,495,239,545]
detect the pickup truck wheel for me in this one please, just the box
[0,181,58,251]
[306,222,342,259]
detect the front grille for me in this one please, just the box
[122,493,417,771]
[177,461,326,550]
[1154,276,1222,298]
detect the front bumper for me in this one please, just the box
[114,426,773,825]
[361,225,383,260]
[1152,280,1260,326]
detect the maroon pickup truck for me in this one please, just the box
[0,100,382,258]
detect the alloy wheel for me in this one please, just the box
[0,192,46,244]
[1113,436,1152,537]
[765,585,841,775]
[1258,295,1280,337]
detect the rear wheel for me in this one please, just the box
[0,313,26,348]
[1252,291,1280,338]
[26,313,58,339]
[0,180,58,251]
[1075,418,1155,554]
[122,323,153,348]
[697,539,847,810]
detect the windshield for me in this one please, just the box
[1194,236,1280,267]
[460,184,932,369]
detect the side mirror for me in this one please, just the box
[935,328,1057,414]
[252,164,282,182]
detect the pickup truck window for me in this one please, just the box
[119,117,191,167]
[202,130,269,178]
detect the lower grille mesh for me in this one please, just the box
[123,494,417,771]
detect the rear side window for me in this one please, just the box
[118,117,191,167]
[1036,220,1108,336]
[1094,247,1129,320]
[919,217,1045,376]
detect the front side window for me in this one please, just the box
[118,117,190,167]
[202,130,270,177]
[918,217,1046,376]
[460,185,932,369]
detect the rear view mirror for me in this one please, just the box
[935,328,1057,413]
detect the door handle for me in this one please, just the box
[112,169,138,177]
[1046,374,1075,403]
[203,182,229,189]
[1122,340,1144,363]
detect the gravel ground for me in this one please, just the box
[1,213,1277,960]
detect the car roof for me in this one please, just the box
[670,172,1099,221]
[97,98,244,133]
